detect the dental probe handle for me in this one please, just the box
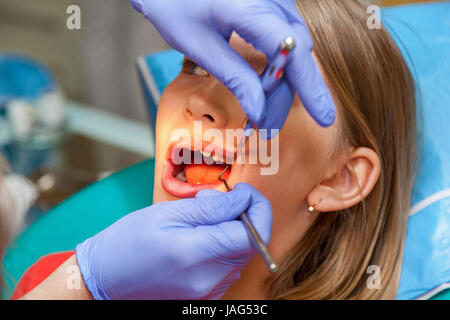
[244,36,296,133]
[240,211,279,273]
[260,37,296,95]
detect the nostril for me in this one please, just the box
[184,102,220,124]
[203,114,215,122]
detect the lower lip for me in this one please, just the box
[161,160,224,198]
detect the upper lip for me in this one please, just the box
[166,138,238,165]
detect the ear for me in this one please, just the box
[307,147,381,212]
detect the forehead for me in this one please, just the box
[229,32,268,74]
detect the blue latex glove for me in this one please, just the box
[75,183,272,300]
[130,0,336,138]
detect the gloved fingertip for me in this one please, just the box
[129,0,143,13]
[228,184,253,206]
[305,92,336,128]
[252,109,266,129]
[263,129,280,141]
[240,89,266,128]
[191,185,255,224]
[232,182,253,193]
[317,93,337,127]
[288,52,336,128]
[195,189,225,198]
[243,122,254,137]
[256,78,294,138]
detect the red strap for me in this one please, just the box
[11,251,75,300]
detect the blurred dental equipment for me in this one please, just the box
[0,54,67,150]
[5,90,67,149]
[0,154,38,247]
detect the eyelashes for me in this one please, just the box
[181,58,209,77]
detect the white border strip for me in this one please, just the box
[409,188,450,216]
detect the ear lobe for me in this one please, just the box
[307,147,381,213]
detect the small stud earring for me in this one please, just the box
[308,199,322,213]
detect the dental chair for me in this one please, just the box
[2,2,449,300]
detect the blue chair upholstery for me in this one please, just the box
[382,3,450,300]
[136,2,450,299]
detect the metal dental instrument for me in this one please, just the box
[218,37,296,274]
[219,127,279,273]
[260,36,296,96]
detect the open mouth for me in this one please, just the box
[161,139,235,198]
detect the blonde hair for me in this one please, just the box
[267,0,418,299]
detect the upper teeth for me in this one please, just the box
[201,150,212,158]
[199,150,226,164]
[212,153,225,164]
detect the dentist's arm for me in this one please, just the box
[20,254,92,300]
[130,0,336,137]
[21,183,272,300]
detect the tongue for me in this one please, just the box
[185,164,230,185]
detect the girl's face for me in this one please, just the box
[153,33,341,267]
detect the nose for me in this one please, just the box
[183,82,228,128]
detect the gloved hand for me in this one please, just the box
[75,183,272,300]
[130,0,336,138]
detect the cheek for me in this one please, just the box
[155,80,191,149]
[249,98,337,210]
[235,134,308,213]
[282,97,338,175]
[157,80,186,120]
